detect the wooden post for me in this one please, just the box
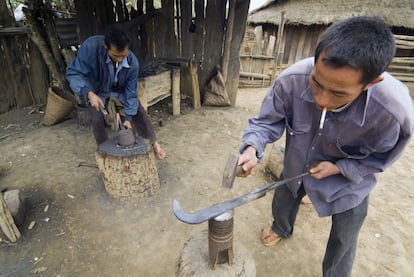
[223,0,250,106]
[221,0,236,82]
[273,11,286,82]
[190,59,201,109]
[138,80,148,111]
[0,193,21,242]
[172,68,181,116]
[177,230,256,276]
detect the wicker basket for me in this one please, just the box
[42,87,77,126]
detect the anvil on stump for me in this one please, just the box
[95,136,160,200]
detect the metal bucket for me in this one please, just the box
[75,104,91,129]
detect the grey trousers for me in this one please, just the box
[271,184,368,277]
[89,101,157,145]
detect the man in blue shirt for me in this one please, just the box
[238,16,414,276]
[66,25,165,159]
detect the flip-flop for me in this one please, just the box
[261,226,282,247]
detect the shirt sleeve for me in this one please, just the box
[240,82,287,159]
[122,61,139,118]
[65,41,95,97]
[336,122,412,184]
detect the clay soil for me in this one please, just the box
[1,87,414,276]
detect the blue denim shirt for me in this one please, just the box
[241,58,414,217]
[66,35,139,120]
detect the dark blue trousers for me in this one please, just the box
[89,101,156,145]
[271,184,368,277]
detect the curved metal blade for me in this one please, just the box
[172,190,265,224]
[172,171,309,224]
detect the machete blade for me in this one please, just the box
[172,171,309,224]
[172,191,265,224]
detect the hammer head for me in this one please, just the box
[222,153,244,189]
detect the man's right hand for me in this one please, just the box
[87,91,104,111]
[238,146,258,177]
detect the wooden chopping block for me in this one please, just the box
[95,136,160,200]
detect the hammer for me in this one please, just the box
[221,153,245,189]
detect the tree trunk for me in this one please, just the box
[0,0,13,27]
[41,8,66,71]
[95,137,160,200]
[25,6,67,90]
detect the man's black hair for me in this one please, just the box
[314,16,396,84]
[104,25,130,51]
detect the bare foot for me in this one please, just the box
[152,142,166,160]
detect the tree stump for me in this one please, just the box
[0,192,21,242]
[177,230,256,277]
[95,136,160,200]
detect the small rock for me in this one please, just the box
[28,221,36,230]
[31,267,47,274]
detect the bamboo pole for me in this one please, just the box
[395,34,414,41]
[395,39,414,47]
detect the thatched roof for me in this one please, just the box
[248,0,414,29]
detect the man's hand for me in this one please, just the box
[87,91,104,111]
[309,161,341,179]
[238,146,258,177]
[123,120,132,129]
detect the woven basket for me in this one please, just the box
[42,87,77,126]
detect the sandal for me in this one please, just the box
[261,226,282,247]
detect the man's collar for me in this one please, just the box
[105,53,130,68]
[301,83,369,126]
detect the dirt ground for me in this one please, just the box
[1,86,414,277]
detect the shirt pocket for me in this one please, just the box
[335,138,371,160]
[285,118,311,136]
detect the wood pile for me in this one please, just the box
[388,35,414,83]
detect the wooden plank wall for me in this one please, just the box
[132,0,249,105]
[238,25,274,87]
[241,24,414,87]
[0,29,48,114]
[389,34,414,82]
[1,0,251,114]
[283,25,324,66]
[239,24,325,87]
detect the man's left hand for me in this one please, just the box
[309,161,340,179]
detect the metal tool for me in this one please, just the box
[100,106,114,125]
[116,112,124,130]
[76,162,98,168]
[100,106,108,116]
[173,171,309,224]
[221,153,244,189]
[208,211,234,269]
